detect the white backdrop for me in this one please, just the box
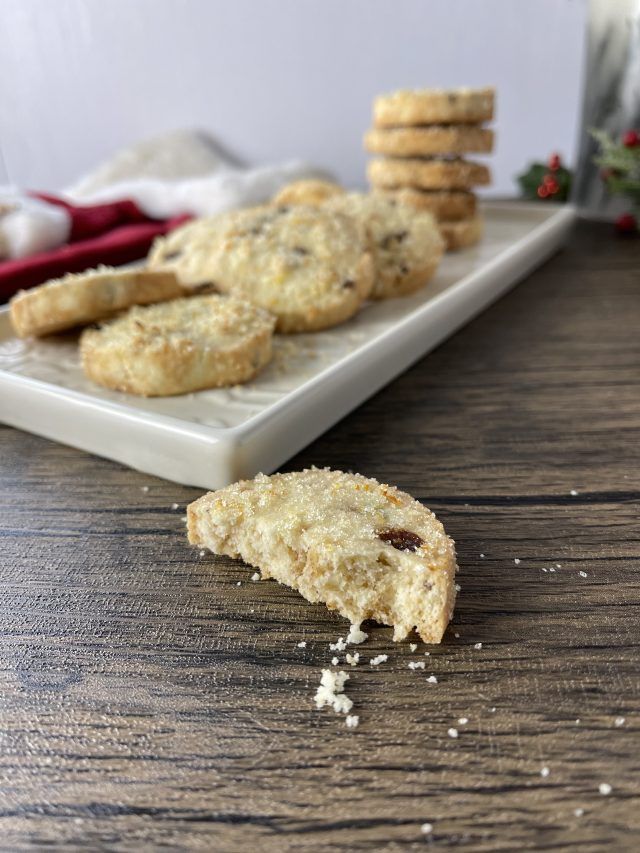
[0,0,587,195]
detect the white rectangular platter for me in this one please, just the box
[0,202,575,489]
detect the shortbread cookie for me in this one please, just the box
[374,87,495,127]
[439,216,484,251]
[368,158,491,191]
[187,468,458,643]
[272,179,345,206]
[376,188,476,222]
[9,266,182,338]
[80,294,275,396]
[364,126,494,157]
[147,217,233,290]
[153,205,373,333]
[325,193,444,299]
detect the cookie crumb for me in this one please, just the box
[251,572,260,581]
[331,656,339,666]
[579,570,588,578]
[346,623,368,645]
[458,717,469,725]
[480,553,485,558]
[474,642,483,650]
[574,807,584,817]
[370,654,388,666]
[455,583,461,592]
[427,675,438,684]
[345,714,359,729]
[330,637,347,652]
[409,661,426,670]
[541,766,550,777]
[171,502,179,510]
[410,643,418,652]
[599,783,612,796]
[297,641,307,648]
[447,727,459,738]
[236,581,242,587]
[454,632,460,638]
[489,706,496,713]
[345,652,360,666]
[570,489,578,496]
[514,558,520,565]
[141,486,149,493]
[199,550,206,557]
[314,669,353,714]
[420,823,433,835]
[614,716,626,727]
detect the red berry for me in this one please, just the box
[548,153,561,171]
[537,185,549,199]
[543,174,559,193]
[622,130,639,147]
[615,212,637,234]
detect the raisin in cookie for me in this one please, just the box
[375,188,476,221]
[325,193,444,299]
[439,215,484,251]
[80,294,275,396]
[9,266,182,338]
[187,468,457,643]
[373,87,495,127]
[272,178,345,206]
[368,157,491,191]
[364,125,494,157]
[153,205,373,333]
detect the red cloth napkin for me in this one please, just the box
[0,194,191,302]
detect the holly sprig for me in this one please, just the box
[517,153,572,203]
[592,128,640,234]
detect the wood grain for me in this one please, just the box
[1,220,639,851]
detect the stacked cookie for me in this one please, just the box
[364,87,495,250]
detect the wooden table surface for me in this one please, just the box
[1,220,639,852]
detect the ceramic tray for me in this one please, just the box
[0,202,575,488]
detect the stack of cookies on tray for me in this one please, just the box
[365,87,495,250]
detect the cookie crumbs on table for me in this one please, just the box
[314,669,353,715]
